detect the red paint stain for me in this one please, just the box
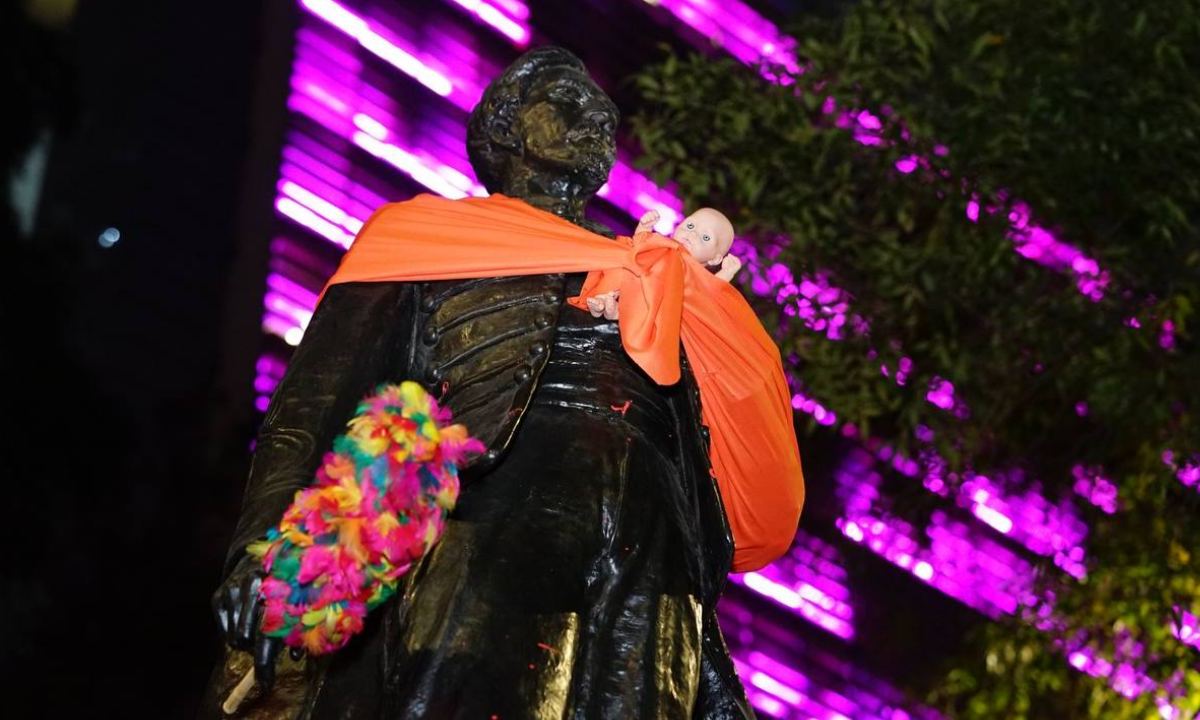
[611,399,632,416]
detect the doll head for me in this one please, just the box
[672,208,734,266]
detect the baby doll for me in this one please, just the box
[586,207,741,320]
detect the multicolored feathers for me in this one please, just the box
[248,381,484,655]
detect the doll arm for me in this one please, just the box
[715,254,742,282]
[635,208,660,235]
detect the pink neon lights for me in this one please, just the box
[1162,449,1200,493]
[652,0,800,75]
[301,0,681,233]
[300,0,454,96]
[445,0,531,46]
[730,530,855,640]
[1072,464,1119,514]
[721,598,941,719]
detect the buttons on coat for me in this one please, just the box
[534,313,555,329]
[482,448,500,464]
[427,366,444,383]
[513,365,532,382]
[420,294,438,312]
[422,326,439,345]
[543,291,561,304]
[528,341,548,357]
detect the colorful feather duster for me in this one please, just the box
[247,381,484,655]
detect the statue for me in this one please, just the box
[200,46,758,718]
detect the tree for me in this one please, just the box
[629,1,1200,717]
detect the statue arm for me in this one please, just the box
[223,281,416,575]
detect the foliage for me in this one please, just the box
[629,0,1200,717]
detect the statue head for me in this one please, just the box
[467,47,618,209]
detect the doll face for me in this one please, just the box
[672,208,734,265]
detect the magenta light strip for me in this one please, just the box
[837,448,1192,713]
[720,599,941,719]
[300,0,455,97]
[289,83,486,199]
[275,194,356,250]
[301,0,681,231]
[290,66,683,238]
[653,0,800,75]
[836,448,1039,618]
[787,337,1092,576]
[445,0,531,46]
[729,529,856,640]
[254,352,290,411]
[290,49,484,196]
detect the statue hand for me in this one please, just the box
[212,553,284,690]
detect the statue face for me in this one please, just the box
[516,67,618,194]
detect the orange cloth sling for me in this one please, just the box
[322,192,804,572]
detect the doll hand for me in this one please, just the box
[716,254,742,281]
[634,208,660,235]
[586,291,620,320]
[213,553,284,690]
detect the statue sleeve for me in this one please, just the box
[223,281,416,575]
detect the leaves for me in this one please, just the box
[631,0,1200,717]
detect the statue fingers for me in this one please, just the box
[235,572,264,649]
[212,585,234,640]
[253,634,282,692]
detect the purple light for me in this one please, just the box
[924,377,956,411]
[262,309,305,346]
[275,195,356,249]
[791,390,838,426]
[293,22,682,231]
[280,179,366,234]
[1072,464,1119,514]
[730,530,856,640]
[1172,608,1200,649]
[445,0,531,46]
[836,449,1044,618]
[1009,218,1108,301]
[720,600,943,719]
[1159,320,1177,350]
[957,472,1088,578]
[747,262,864,342]
[300,0,454,96]
[894,156,919,174]
[287,78,487,202]
[1162,450,1200,492]
[652,0,800,76]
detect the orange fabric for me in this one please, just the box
[321,193,804,572]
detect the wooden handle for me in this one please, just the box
[222,668,256,715]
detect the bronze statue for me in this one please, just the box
[201,46,754,719]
